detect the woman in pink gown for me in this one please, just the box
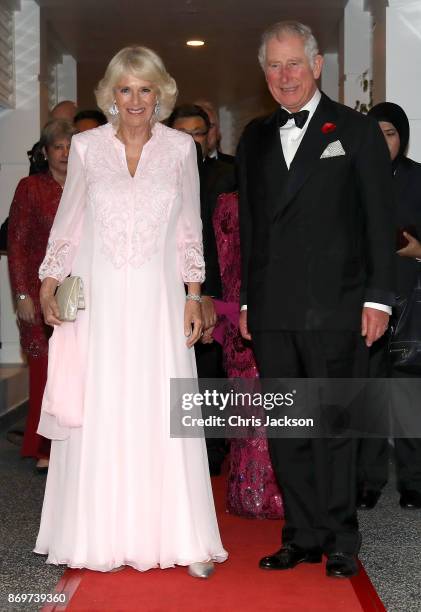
[212,191,283,519]
[34,46,226,577]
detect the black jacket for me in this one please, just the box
[237,93,395,332]
[394,157,421,297]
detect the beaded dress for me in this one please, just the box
[34,122,227,571]
[8,172,60,357]
[8,172,60,460]
[213,192,283,519]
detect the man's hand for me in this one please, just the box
[201,295,217,330]
[200,295,217,344]
[16,296,35,324]
[239,309,252,340]
[397,232,421,259]
[361,306,389,348]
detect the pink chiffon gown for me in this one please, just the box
[213,192,283,519]
[34,122,227,571]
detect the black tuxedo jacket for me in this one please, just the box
[237,93,395,332]
[394,156,421,298]
[199,156,236,297]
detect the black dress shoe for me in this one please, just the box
[326,553,359,578]
[399,490,421,509]
[35,465,49,474]
[259,544,322,570]
[357,488,381,510]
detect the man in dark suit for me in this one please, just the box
[238,21,395,578]
[167,104,236,473]
[194,99,235,165]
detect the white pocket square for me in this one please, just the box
[320,140,346,158]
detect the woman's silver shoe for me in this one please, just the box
[187,561,215,578]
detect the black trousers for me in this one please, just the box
[252,330,368,555]
[195,342,227,472]
[357,334,421,493]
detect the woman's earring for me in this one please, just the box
[154,100,160,116]
[109,101,119,116]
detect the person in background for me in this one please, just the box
[212,190,283,518]
[74,109,107,132]
[357,102,421,510]
[28,101,77,175]
[167,104,236,474]
[8,119,76,472]
[5,103,78,449]
[50,100,78,122]
[168,104,210,159]
[194,99,234,164]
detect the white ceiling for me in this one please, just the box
[37,0,347,110]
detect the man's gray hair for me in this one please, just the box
[258,21,320,69]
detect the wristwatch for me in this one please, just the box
[16,294,27,300]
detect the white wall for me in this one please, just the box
[57,55,77,104]
[340,0,373,110]
[0,0,41,363]
[219,105,234,155]
[321,53,339,102]
[386,0,421,161]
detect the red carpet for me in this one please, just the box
[42,475,385,612]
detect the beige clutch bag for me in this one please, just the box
[55,276,85,322]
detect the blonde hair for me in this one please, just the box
[95,46,178,123]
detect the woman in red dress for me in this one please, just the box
[8,119,75,472]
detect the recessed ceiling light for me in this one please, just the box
[186,40,205,47]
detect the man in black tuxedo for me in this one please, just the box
[237,21,395,578]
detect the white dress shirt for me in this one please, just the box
[279,89,321,169]
[241,89,391,316]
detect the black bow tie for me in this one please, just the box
[278,108,309,129]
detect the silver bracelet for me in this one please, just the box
[186,293,202,303]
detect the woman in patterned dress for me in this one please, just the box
[212,191,283,519]
[8,119,75,472]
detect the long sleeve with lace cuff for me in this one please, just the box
[39,139,87,283]
[177,138,205,284]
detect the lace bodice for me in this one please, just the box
[39,122,205,284]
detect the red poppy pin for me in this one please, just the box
[322,122,336,134]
